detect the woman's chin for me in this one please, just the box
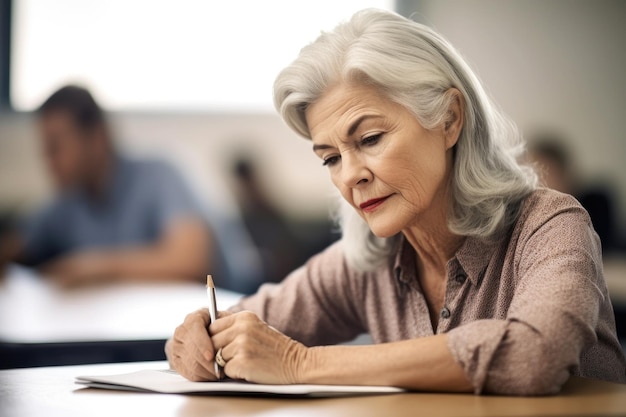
[367,222,403,239]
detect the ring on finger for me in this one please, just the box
[215,348,227,368]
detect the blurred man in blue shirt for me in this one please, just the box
[15,85,213,286]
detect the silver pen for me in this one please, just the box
[206,275,221,379]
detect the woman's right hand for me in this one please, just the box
[166,308,219,381]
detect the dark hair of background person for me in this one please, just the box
[531,141,570,176]
[527,132,620,253]
[36,85,105,131]
[231,155,338,284]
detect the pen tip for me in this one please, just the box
[206,275,214,288]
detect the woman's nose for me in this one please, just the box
[340,154,373,187]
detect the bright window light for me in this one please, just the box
[11,0,395,111]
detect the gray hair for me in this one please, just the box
[274,9,537,271]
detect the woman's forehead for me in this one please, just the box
[306,83,397,141]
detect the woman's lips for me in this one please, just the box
[359,196,391,213]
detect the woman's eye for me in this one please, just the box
[361,134,382,147]
[322,155,340,167]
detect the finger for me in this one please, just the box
[210,311,260,351]
[174,311,216,375]
[177,317,215,364]
[219,337,238,363]
[170,333,216,381]
[223,358,243,381]
[179,358,215,381]
[209,313,237,335]
[220,333,256,382]
[217,310,234,319]
[186,359,216,381]
[210,320,244,354]
[188,308,211,327]
[212,318,262,380]
[210,310,258,335]
[219,340,242,380]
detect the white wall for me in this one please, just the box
[398,0,626,228]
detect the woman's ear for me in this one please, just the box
[444,89,464,150]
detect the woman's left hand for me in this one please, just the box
[209,311,308,384]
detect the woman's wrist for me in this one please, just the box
[285,341,317,384]
[291,345,328,384]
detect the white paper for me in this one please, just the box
[76,369,405,397]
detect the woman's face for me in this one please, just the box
[306,83,461,238]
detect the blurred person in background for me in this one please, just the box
[231,155,339,286]
[527,133,621,253]
[4,85,212,287]
[231,156,304,283]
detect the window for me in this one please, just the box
[11,0,394,111]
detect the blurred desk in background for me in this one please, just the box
[0,265,243,369]
[2,259,624,369]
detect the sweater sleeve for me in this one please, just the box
[230,241,367,346]
[447,199,609,395]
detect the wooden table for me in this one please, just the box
[0,265,242,368]
[1,361,625,417]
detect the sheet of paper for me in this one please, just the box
[76,369,405,398]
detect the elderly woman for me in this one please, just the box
[166,9,626,395]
